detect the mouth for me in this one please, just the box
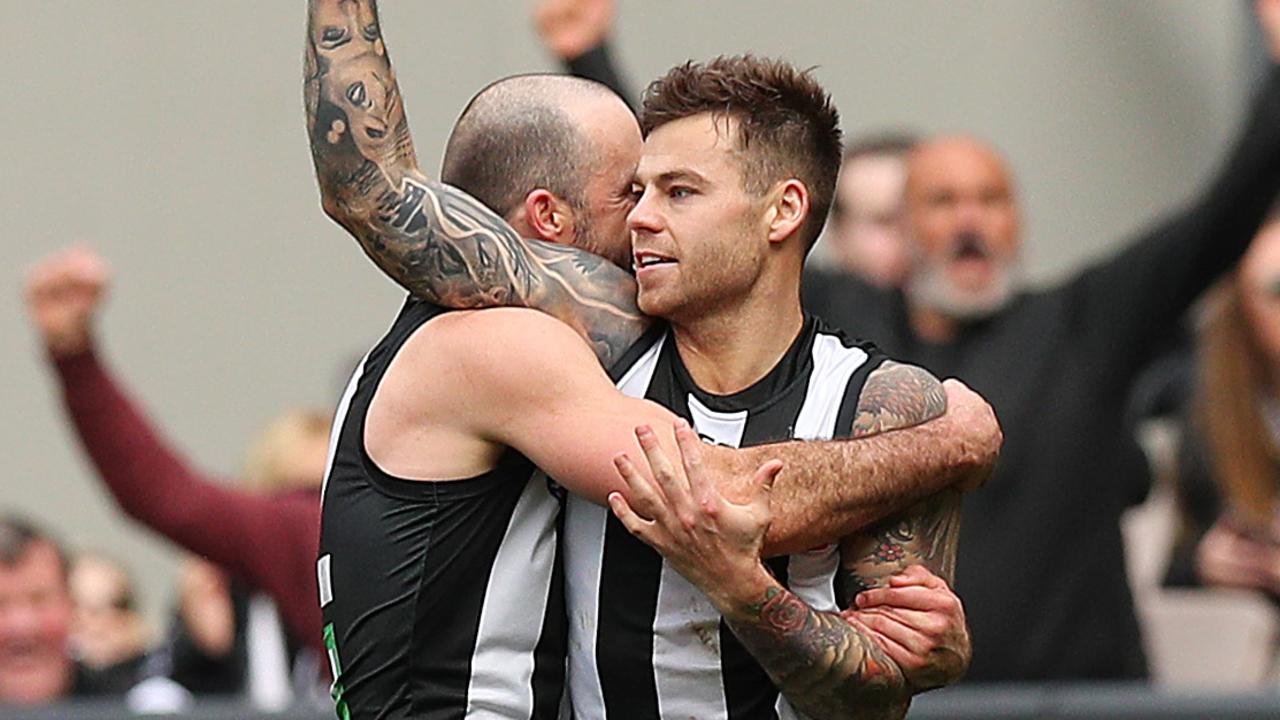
[951,233,990,262]
[632,249,678,272]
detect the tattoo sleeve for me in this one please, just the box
[304,0,649,367]
[722,362,963,718]
[748,361,972,555]
[725,582,909,720]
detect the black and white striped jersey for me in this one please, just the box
[565,315,886,720]
[317,298,566,720]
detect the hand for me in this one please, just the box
[940,379,1001,492]
[178,558,235,658]
[607,420,784,604]
[24,246,111,357]
[533,0,615,60]
[1259,0,1280,63]
[844,565,970,691]
[1195,519,1278,592]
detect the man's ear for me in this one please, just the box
[522,189,574,243]
[765,179,810,245]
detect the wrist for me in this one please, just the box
[714,563,782,620]
[44,329,93,359]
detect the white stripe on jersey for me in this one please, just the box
[321,354,368,503]
[465,472,561,718]
[566,332,667,720]
[652,394,747,720]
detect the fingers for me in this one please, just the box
[612,452,667,523]
[887,564,945,589]
[635,424,696,520]
[854,608,941,659]
[674,420,716,510]
[607,491,655,541]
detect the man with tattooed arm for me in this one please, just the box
[305,2,999,718]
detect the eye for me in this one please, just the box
[346,82,367,107]
[362,23,380,41]
[628,184,644,202]
[320,26,351,49]
[669,186,696,199]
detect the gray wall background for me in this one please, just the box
[0,1,1258,624]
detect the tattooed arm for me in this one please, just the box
[610,363,971,719]
[304,0,648,366]
[733,364,992,556]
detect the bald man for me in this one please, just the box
[805,3,1280,682]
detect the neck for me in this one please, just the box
[671,272,805,395]
[908,301,961,343]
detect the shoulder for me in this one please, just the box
[851,360,947,437]
[407,308,604,395]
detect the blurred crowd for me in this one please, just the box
[7,0,1280,711]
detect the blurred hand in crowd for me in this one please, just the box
[534,0,615,60]
[177,558,235,660]
[24,246,110,358]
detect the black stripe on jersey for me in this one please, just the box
[408,463,529,719]
[834,348,888,438]
[717,401,816,720]
[595,358,687,720]
[607,321,669,383]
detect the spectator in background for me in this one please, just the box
[23,246,328,704]
[0,516,133,704]
[535,0,634,105]
[813,133,918,287]
[805,1,1280,681]
[1166,209,1280,600]
[158,410,331,705]
[67,554,151,688]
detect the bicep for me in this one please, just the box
[851,361,947,438]
[462,310,677,505]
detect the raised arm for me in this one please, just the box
[304,0,648,367]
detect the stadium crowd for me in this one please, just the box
[6,0,1280,716]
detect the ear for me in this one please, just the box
[765,179,810,245]
[522,189,574,244]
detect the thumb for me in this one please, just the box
[754,459,783,498]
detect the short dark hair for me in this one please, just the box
[831,131,919,220]
[640,55,843,251]
[442,74,615,219]
[0,514,68,578]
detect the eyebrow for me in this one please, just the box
[635,168,710,186]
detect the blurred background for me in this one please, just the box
[1,0,1276,717]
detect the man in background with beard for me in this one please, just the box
[805,0,1280,682]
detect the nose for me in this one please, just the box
[627,186,663,235]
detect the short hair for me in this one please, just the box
[0,514,68,578]
[830,131,919,221]
[640,55,843,251]
[442,74,616,219]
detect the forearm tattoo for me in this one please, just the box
[836,491,963,606]
[727,586,909,720]
[304,0,648,367]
